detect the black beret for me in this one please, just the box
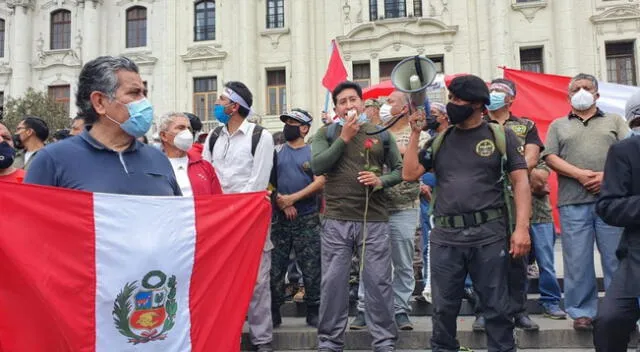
[183,112,203,132]
[448,75,490,105]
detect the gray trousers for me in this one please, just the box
[318,219,397,351]
[358,208,417,314]
[248,250,273,345]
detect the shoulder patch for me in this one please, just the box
[475,139,496,157]
[510,124,528,137]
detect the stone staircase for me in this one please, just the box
[241,246,623,350]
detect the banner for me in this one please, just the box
[0,183,270,352]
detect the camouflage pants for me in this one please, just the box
[270,212,322,307]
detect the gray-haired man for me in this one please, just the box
[543,73,630,331]
[25,56,180,196]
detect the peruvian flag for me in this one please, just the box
[322,40,348,92]
[0,183,271,352]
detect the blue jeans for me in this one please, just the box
[530,222,562,304]
[559,203,623,319]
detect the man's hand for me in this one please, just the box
[530,168,550,197]
[420,184,432,202]
[339,112,360,143]
[283,206,298,221]
[510,227,531,258]
[584,171,604,194]
[576,169,597,186]
[276,193,296,210]
[358,171,383,188]
[408,110,426,134]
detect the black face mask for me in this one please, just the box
[283,124,302,141]
[0,141,15,169]
[446,103,475,125]
[425,114,441,131]
[12,134,24,150]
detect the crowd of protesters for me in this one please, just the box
[1,55,640,352]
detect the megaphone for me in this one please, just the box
[391,55,437,112]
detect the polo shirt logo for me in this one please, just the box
[475,139,496,157]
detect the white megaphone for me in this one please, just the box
[390,56,437,113]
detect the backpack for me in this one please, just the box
[208,124,278,190]
[325,123,391,155]
[428,123,515,232]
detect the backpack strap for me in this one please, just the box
[487,123,515,233]
[251,125,264,157]
[207,126,224,155]
[326,123,339,145]
[427,126,455,216]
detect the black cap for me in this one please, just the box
[448,75,490,105]
[183,112,203,132]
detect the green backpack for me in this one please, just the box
[428,123,515,232]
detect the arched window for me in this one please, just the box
[126,6,147,48]
[51,10,71,50]
[194,1,215,41]
[0,19,5,58]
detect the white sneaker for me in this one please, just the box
[421,288,432,303]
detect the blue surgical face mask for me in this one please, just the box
[338,111,369,126]
[106,98,154,138]
[214,104,231,125]
[486,92,507,111]
[0,141,15,170]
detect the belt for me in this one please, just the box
[434,208,504,229]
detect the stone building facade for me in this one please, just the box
[0,0,638,133]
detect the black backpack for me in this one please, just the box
[208,125,278,190]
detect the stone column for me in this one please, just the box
[488,0,510,78]
[8,0,34,96]
[553,0,577,74]
[291,0,309,110]
[81,0,101,63]
[370,54,380,85]
[240,0,258,97]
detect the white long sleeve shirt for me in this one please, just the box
[202,119,274,194]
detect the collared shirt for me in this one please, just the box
[201,119,274,194]
[543,108,630,206]
[169,156,192,197]
[25,130,182,196]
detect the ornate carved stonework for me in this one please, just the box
[0,62,12,76]
[337,18,458,58]
[260,28,290,50]
[180,45,228,72]
[115,0,154,6]
[511,0,547,23]
[122,51,158,66]
[34,49,82,70]
[7,0,35,13]
[591,4,640,24]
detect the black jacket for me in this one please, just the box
[596,135,640,295]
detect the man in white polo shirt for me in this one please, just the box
[202,81,275,352]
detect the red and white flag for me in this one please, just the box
[0,183,270,352]
[322,40,348,92]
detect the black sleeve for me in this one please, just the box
[595,141,640,227]
[505,128,528,172]
[525,122,545,151]
[418,148,433,171]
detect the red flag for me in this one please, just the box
[322,40,348,92]
[503,68,573,231]
[0,183,270,352]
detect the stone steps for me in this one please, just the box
[278,294,605,318]
[241,316,638,350]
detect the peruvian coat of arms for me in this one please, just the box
[113,270,177,344]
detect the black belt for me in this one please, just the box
[434,208,504,229]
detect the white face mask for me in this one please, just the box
[379,103,393,124]
[173,130,193,152]
[571,88,595,111]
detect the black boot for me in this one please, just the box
[272,306,282,328]
[306,304,319,327]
